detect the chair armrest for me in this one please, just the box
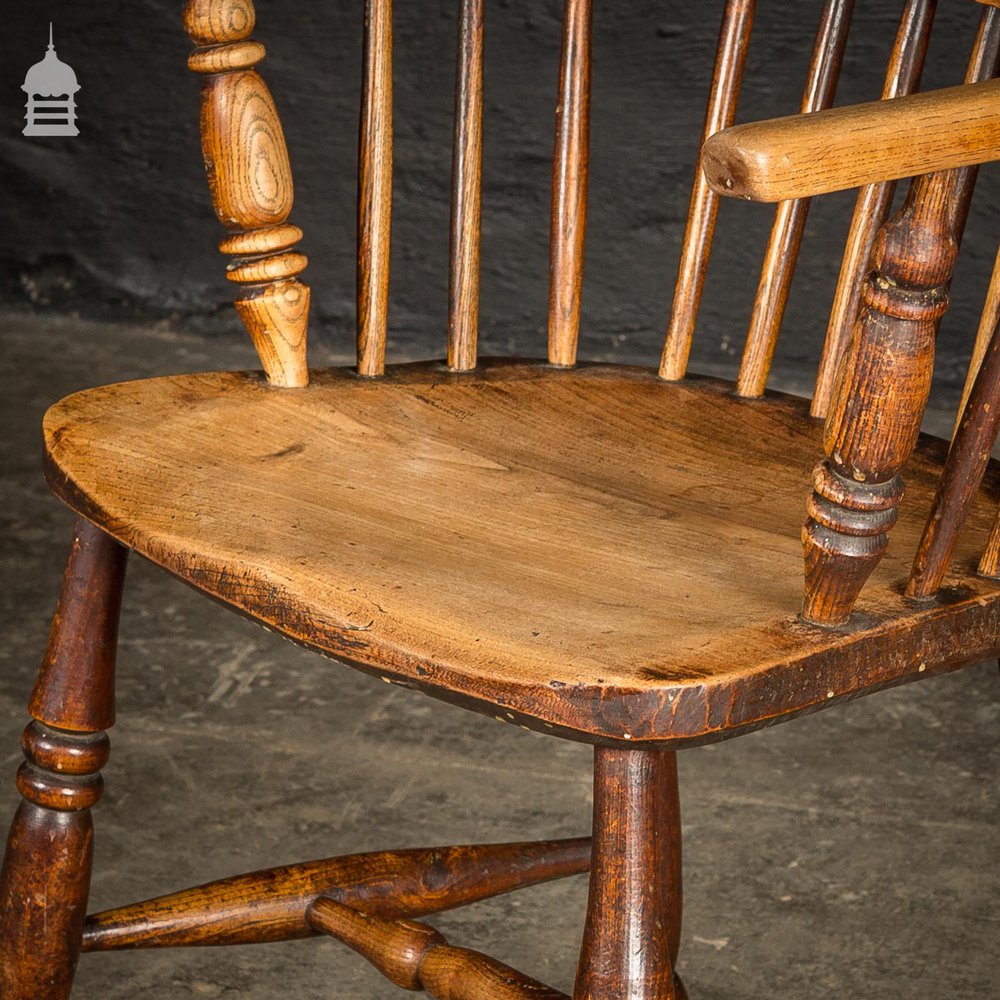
[701,78,1000,202]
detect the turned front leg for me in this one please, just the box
[574,747,683,1000]
[0,519,126,999]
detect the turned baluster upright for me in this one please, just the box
[801,4,1000,625]
[184,0,310,388]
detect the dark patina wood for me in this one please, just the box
[0,519,126,1000]
[310,897,570,999]
[908,314,1000,598]
[574,748,683,1000]
[83,838,591,951]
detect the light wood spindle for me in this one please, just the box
[659,0,755,382]
[358,0,394,377]
[736,0,854,398]
[184,0,310,388]
[812,0,936,418]
[978,508,1000,577]
[548,0,593,367]
[448,0,485,371]
[956,246,1000,437]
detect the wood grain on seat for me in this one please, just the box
[43,361,1000,746]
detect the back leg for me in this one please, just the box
[0,518,127,999]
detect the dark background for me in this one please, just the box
[1,0,998,395]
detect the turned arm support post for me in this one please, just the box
[703,31,1000,624]
[801,168,960,623]
[183,0,309,387]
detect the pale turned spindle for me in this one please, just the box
[184,0,309,388]
[659,0,755,382]
[811,0,936,418]
[358,0,394,377]
[978,508,1000,577]
[955,244,1000,436]
[735,0,854,398]
[548,0,592,367]
[448,0,484,371]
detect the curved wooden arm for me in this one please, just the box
[702,78,1000,202]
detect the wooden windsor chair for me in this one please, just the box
[2,0,1000,996]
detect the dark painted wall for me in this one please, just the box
[1,1,997,395]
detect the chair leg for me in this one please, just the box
[0,519,127,1000]
[574,746,683,1000]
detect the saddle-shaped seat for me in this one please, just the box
[43,360,1000,746]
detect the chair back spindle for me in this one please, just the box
[956,245,1000,434]
[659,0,755,382]
[908,311,1000,598]
[548,0,593,367]
[184,0,310,388]
[736,0,855,398]
[358,0,394,377]
[812,0,936,418]
[448,0,485,371]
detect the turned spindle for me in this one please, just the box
[0,519,127,1000]
[548,0,592,367]
[184,0,309,387]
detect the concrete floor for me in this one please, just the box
[0,314,997,999]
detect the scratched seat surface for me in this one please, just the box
[43,360,1000,746]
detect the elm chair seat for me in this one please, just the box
[43,360,1000,746]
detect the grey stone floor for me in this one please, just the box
[0,314,996,999]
